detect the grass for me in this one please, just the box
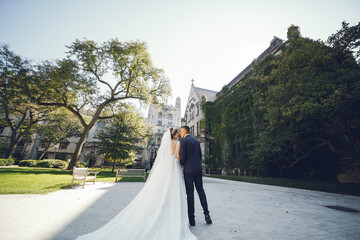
[2,167,358,196]
[0,167,148,194]
[205,174,360,196]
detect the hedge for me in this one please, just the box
[19,160,38,167]
[0,158,15,166]
[37,159,66,169]
[19,159,67,169]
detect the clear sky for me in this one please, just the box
[1,0,359,116]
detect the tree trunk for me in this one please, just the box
[67,127,91,170]
[66,100,108,170]
[38,146,51,160]
[5,133,22,159]
[112,161,115,173]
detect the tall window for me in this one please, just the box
[196,122,200,136]
[168,114,173,120]
[158,112,162,119]
[59,141,69,150]
[157,138,161,145]
[41,141,50,148]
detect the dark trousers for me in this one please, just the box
[184,170,209,221]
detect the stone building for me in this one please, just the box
[0,118,105,167]
[142,97,181,167]
[183,81,217,158]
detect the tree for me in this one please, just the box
[252,34,360,179]
[287,25,301,40]
[95,105,153,172]
[0,45,55,159]
[327,21,360,64]
[22,39,170,170]
[36,110,81,159]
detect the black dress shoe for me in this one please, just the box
[189,219,195,226]
[205,214,212,224]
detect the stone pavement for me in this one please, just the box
[0,177,359,240]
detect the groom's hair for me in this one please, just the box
[180,125,190,133]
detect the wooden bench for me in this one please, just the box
[71,167,99,189]
[115,169,146,183]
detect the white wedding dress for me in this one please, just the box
[76,130,197,240]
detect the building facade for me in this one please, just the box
[183,82,217,159]
[183,36,283,166]
[142,97,181,167]
[0,118,105,167]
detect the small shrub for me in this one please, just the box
[19,160,38,167]
[0,158,15,166]
[76,161,88,168]
[37,159,66,169]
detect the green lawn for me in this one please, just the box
[0,167,147,194]
[2,167,358,196]
[205,174,360,196]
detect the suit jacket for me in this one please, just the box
[180,135,202,173]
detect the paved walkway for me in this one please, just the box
[0,177,359,240]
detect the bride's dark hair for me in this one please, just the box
[170,128,179,139]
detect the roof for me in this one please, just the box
[194,86,218,102]
[216,36,283,97]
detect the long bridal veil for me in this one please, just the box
[76,130,197,240]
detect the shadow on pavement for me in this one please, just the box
[52,182,144,240]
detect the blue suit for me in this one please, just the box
[180,135,209,221]
[179,135,202,173]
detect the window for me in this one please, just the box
[157,120,162,126]
[55,154,65,160]
[168,122,173,126]
[196,104,199,116]
[158,129,161,133]
[157,138,161,145]
[41,141,50,148]
[90,146,95,154]
[59,141,69,150]
[196,122,200,136]
[158,112,162,119]
[168,114,173,120]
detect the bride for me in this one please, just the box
[76,128,197,240]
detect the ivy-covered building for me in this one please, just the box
[183,36,283,173]
[200,25,360,183]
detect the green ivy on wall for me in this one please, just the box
[202,26,360,181]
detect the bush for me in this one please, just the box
[19,160,38,167]
[76,161,88,168]
[0,158,15,166]
[125,163,143,169]
[37,159,66,169]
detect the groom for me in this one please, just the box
[180,126,212,226]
